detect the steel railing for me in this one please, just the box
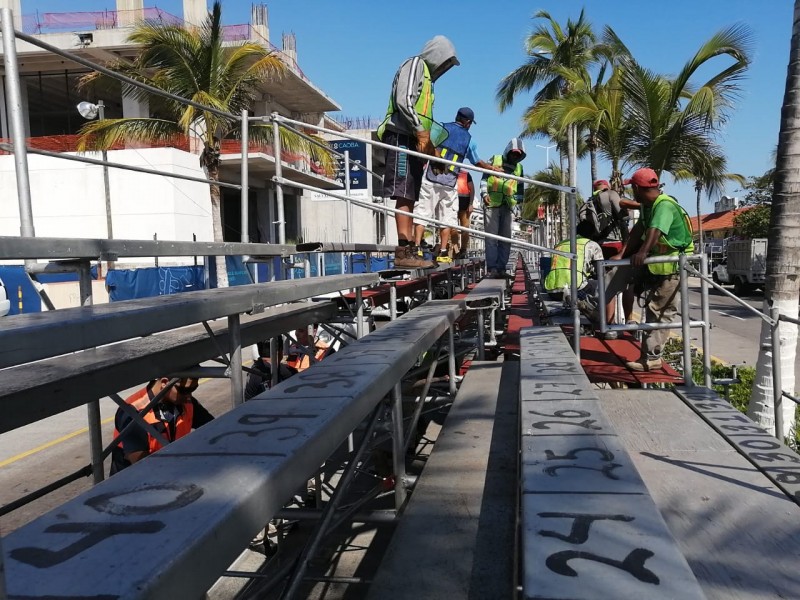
[596,251,791,442]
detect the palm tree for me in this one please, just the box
[522,165,563,217]
[497,9,603,237]
[523,66,632,194]
[747,0,800,441]
[521,164,565,247]
[618,24,753,177]
[77,1,330,286]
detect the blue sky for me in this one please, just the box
[20,0,795,214]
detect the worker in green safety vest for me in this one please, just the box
[604,168,693,372]
[377,35,459,269]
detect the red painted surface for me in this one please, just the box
[579,334,684,385]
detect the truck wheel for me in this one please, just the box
[733,277,750,296]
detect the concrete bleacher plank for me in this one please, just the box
[519,326,707,600]
[0,301,338,434]
[0,273,378,369]
[674,386,800,504]
[367,361,517,600]
[600,388,800,599]
[2,300,464,600]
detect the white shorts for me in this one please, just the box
[415,176,458,227]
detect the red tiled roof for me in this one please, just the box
[689,206,753,233]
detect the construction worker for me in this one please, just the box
[480,138,526,278]
[285,326,333,374]
[544,221,617,336]
[245,336,294,400]
[377,35,459,268]
[413,107,499,264]
[605,168,693,371]
[110,376,214,475]
[454,170,474,258]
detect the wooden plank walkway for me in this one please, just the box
[599,388,800,600]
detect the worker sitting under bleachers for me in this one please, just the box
[286,325,335,374]
[543,221,617,338]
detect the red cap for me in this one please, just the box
[623,168,660,188]
[592,179,610,191]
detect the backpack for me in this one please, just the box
[577,192,615,241]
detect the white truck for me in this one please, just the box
[721,238,767,295]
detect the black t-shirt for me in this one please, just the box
[244,358,293,400]
[110,389,214,475]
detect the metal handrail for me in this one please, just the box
[595,253,711,388]
[270,114,577,194]
[0,142,242,190]
[684,262,788,441]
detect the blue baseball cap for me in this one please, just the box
[456,107,476,124]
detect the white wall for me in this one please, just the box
[299,190,382,244]
[0,147,213,252]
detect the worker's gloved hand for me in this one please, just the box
[415,130,435,156]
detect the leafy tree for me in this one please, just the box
[497,9,604,238]
[77,1,330,285]
[617,24,753,179]
[733,204,771,238]
[741,170,775,205]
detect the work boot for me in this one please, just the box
[454,249,467,259]
[394,245,434,269]
[413,245,437,268]
[436,253,452,264]
[626,355,663,372]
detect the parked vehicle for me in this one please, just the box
[726,238,767,295]
[712,261,731,286]
[0,276,9,317]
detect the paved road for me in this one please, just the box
[684,278,800,374]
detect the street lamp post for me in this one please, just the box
[536,143,556,168]
[536,144,557,247]
[77,100,114,270]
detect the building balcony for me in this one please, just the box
[0,134,341,190]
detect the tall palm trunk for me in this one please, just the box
[559,151,566,239]
[588,129,598,184]
[747,0,800,439]
[207,161,229,288]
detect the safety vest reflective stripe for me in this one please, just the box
[377,60,433,140]
[544,238,589,292]
[439,147,461,171]
[486,155,522,207]
[112,387,193,456]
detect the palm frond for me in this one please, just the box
[76,118,181,151]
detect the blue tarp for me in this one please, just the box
[0,264,101,315]
[0,266,41,314]
[106,266,206,301]
[351,254,390,273]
